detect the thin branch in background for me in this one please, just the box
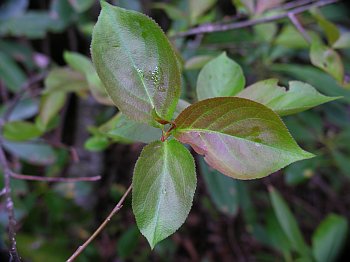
[0,147,21,262]
[173,0,339,38]
[288,13,311,43]
[10,172,101,183]
[276,0,317,11]
[66,184,133,262]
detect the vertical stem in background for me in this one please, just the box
[0,146,21,262]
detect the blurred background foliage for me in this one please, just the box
[0,0,350,261]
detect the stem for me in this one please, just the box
[0,146,21,262]
[66,184,132,262]
[10,173,101,183]
[288,13,311,43]
[173,0,339,37]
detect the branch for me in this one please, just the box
[288,13,311,43]
[0,146,21,262]
[173,0,340,38]
[66,184,133,262]
[10,172,101,183]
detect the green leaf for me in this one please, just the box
[184,55,214,71]
[132,140,196,248]
[269,187,311,258]
[64,51,113,105]
[69,0,95,13]
[274,25,315,49]
[43,67,88,94]
[152,3,186,21]
[311,8,340,46]
[91,2,181,124]
[333,32,350,49]
[84,136,109,152]
[3,141,56,165]
[236,79,339,116]
[3,121,42,141]
[189,0,217,25]
[0,51,26,92]
[310,41,344,83]
[199,157,239,215]
[271,64,350,103]
[174,97,313,179]
[102,113,161,144]
[312,214,348,262]
[117,225,140,259]
[0,11,63,39]
[196,52,245,100]
[37,92,66,131]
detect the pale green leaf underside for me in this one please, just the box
[237,79,339,116]
[174,97,313,180]
[197,52,245,101]
[91,2,181,124]
[101,112,161,144]
[132,140,196,248]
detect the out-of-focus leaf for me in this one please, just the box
[102,113,161,144]
[310,41,344,83]
[312,214,348,262]
[132,140,196,248]
[113,0,142,12]
[333,32,350,49]
[196,52,245,100]
[0,40,35,69]
[84,136,109,152]
[271,64,350,103]
[91,2,181,125]
[232,0,254,15]
[117,225,140,259]
[184,55,214,70]
[254,23,277,42]
[311,8,340,46]
[50,0,75,29]
[63,51,113,105]
[189,0,216,25]
[3,121,42,141]
[69,0,95,13]
[255,0,284,15]
[199,157,239,215]
[237,79,339,116]
[37,92,66,131]
[174,97,314,179]
[274,25,314,49]
[0,0,28,21]
[0,51,26,92]
[0,11,64,38]
[284,159,320,186]
[43,67,87,94]
[3,141,56,165]
[152,3,185,21]
[269,187,311,259]
[0,98,39,121]
[331,150,350,177]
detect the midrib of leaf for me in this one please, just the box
[151,142,169,246]
[176,128,308,157]
[107,9,155,109]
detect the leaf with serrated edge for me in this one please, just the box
[174,97,314,180]
[197,52,245,101]
[91,2,181,124]
[237,79,340,116]
[132,140,196,248]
